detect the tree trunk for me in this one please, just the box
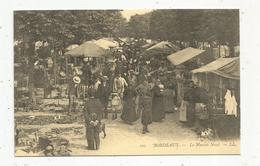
[218,44,221,58]
[53,51,57,85]
[65,55,68,84]
[25,41,36,106]
[229,44,235,57]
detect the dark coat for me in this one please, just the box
[183,87,197,125]
[193,87,209,103]
[84,119,100,150]
[97,82,110,108]
[84,98,103,121]
[140,96,152,125]
[121,87,137,123]
[82,64,92,85]
[152,85,164,122]
[83,109,101,150]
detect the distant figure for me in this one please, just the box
[68,76,80,113]
[82,62,91,86]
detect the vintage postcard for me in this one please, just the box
[14,9,240,156]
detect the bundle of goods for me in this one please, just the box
[200,128,214,140]
[39,134,71,156]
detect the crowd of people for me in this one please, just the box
[66,44,181,150]
[65,40,215,150]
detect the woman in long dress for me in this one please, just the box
[121,84,137,124]
[151,80,165,122]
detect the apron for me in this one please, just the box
[179,100,188,122]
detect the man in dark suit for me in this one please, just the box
[96,76,110,119]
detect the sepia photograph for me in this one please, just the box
[14,9,240,156]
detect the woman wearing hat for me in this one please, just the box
[151,79,165,122]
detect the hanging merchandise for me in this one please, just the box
[231,94,238,117]
[224,89,238,117]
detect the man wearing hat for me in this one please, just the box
[68,76,81,114]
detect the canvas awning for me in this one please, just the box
[192,57,240,80]
[146,41,180,55]
[142,42,157,49]
[65,44,79,51]
[167,47,205,65]
[94,38,119,49]
[65,41,108,57]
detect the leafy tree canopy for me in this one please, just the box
[14,10,127,49]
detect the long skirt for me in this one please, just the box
[121,98,137,123]
[86,127,100,150]
[135,96,140,118]
[152,96,164,122]
[163,89,175,113]
[186,103,196,126]
[140,97,152,125]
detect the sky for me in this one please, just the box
[121,9,153,21]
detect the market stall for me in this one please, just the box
[167,47,210,105]
[191,57,240,139]
[146,41,180,58]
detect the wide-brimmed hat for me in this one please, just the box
[73,76,81,84]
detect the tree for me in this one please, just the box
[202,10,239,57]
[14,10,127,103]
[126,12,151,39]
[148,9,239,56]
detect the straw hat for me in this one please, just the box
[73,76,81,84]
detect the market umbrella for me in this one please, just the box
[65,41,108,58]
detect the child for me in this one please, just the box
[87,113,101,150]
